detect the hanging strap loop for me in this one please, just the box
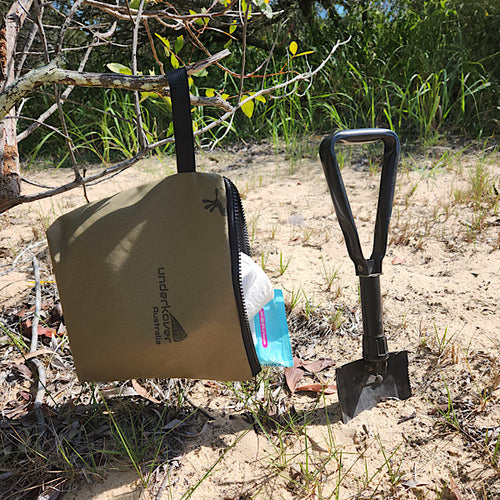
[167,67,196,173]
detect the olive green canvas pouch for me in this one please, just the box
[46,68,261,382]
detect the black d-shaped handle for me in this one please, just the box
[319,129,400,277]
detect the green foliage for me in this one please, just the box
[16,0,499,164]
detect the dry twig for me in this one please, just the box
[29,256,47,431]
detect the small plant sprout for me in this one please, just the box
[404,182,418,207]
[260,250,269,270]
[302,227,314,243]
[368,157,379,176]
[376,436,407,488]
[289,225,299,242]
[302,290,316,319]
[320,257,339,292]
[288,287,302,311]
[435,379,461,432]
[278,251,292,276]
[328,307,344,330]
[433,323,458,358]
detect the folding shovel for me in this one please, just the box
[319,129,411,423]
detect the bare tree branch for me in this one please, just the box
[0,49,233,121]
[29,255,47,432]
[55,0,85,56]
[1,39,347,214]
[17,44,94,142]
[84,0,235,23]
[132,0,148,149]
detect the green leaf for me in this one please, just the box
[250,92,266,103]
[171,54,179,69]
[224,39,232,49]
[229,22,237,34]
[241,0,252,17]
[221,93,230,100]
[205,88,215,97]
[289,41,298,56]
[192,68,208,78]
[191,8,208,25]
[240,96,254,118]
[166,121,174,137]
[155,33,170,50]
[163,97,172,112]
[107,63,132,75]
[174,35,183,54]
[295,50,315,57]
[140,91,158,102]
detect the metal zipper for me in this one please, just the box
[224,177,261,376]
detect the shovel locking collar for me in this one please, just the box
[319,129,412,423]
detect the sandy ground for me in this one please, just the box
[1,141,499,499]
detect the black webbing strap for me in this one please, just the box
[167,67,196,173]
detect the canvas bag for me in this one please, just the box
[46,68,261,382]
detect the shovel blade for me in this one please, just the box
[336,351,411,423]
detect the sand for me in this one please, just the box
[1,141,499,499]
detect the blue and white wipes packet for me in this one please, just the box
[253,290,293,367]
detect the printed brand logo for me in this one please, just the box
[203,188,226,216]
[152,267,187,344]
[258,309,268,348]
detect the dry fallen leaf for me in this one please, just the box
[37,484,63,500]
[13,363,33,379]
[300,358,335,373]
[14,348,55,364]
[285,357,336,393]
[37,326,57,338]
[284,366,305,393]
[21,319,56,338]
[294,383,336,394]
[392,234,404,245]
[131,379,161,404]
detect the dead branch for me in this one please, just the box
[30,255,47,431]
[132,0,148,149]
[17,44,94,142]
[84,0,235,23]
[0,49,233,121]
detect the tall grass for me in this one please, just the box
[18,0,498,165]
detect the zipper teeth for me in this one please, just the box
[236,189,251,254]
[226,177,251,254]
[224,177,260,376]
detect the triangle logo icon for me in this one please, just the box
[170,312,187,342]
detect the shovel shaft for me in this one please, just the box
[359,275,388,363]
